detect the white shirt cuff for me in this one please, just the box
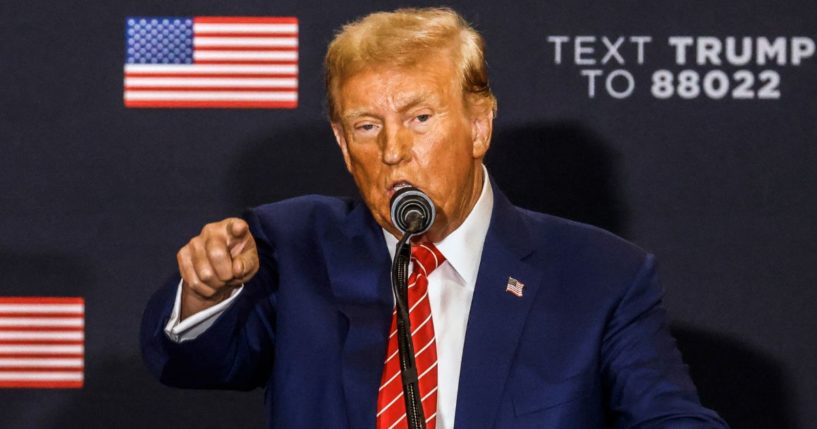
[163,279,244,343]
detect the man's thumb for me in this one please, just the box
[232,250,258,280]
[233,257,246,278]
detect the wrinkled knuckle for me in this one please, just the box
[205,238,226,255]
[198,268,214,282]
[215,268,233,282]
[179,242,193,254]
[201,222,217,235]
[210,249,228,263]
[188,280,204,294]
[188,236,204,250]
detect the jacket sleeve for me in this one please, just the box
[140,208,278,391]
[601,254,729,428]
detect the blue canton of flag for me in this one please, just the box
[126,18,194,65]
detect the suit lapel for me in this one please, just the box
[322,201,393,429]
[454,186,548,428]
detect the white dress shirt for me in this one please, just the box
[165,166,494,429]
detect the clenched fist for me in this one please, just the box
[177,218,259,319]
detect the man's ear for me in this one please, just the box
[470,107,494,159]
[331,122,354,173]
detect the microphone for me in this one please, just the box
[390,186,435,236]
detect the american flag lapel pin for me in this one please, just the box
[505,277,525,298]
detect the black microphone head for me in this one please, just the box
[390,186,435,236]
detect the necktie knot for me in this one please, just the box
[410,243,446,277]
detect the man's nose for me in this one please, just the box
[380,125,411,165]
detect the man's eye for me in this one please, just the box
[357,124,376,131]
[416,114,431,123]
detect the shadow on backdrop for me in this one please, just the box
[226,124,357,210]
[43,354,265,429]
[0,251,92,296]
[672,324,797,429]
[486,123,628,236]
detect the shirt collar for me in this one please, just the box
[383,165,494,288]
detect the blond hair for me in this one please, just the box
[324,7,496,121]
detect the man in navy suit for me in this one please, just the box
[142,7,727,428]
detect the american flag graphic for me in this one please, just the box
[505,277,525,298]
[0,297,84,388]
[124,16,298,108]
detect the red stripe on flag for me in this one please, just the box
[193,60,298,65]
[125,100,297,109]
[0,367,84,372]
[0,327,83,332]
[194,17,298,24]
[125,86,298,92]
[194,32,298,38]
[0,313,82,318]
[0,381,83,389]
[194,47,298,52]
[125,73,298,79]
[0,354,83,359]
[0,340,83,345]
[0,297,83,304]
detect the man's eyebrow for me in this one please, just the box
[395,93,437,112]
[341,92,439,121]
[342,110,374,121]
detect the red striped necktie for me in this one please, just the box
[376,243,446,429]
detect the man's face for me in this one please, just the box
[331,53,493,242]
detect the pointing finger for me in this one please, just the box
[228,219,249,239]
[226,219,251,256]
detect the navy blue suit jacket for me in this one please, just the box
[141,186,727,428]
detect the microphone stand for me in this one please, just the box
[391,221,427,429]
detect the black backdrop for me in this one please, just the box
[1,0,815,427]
